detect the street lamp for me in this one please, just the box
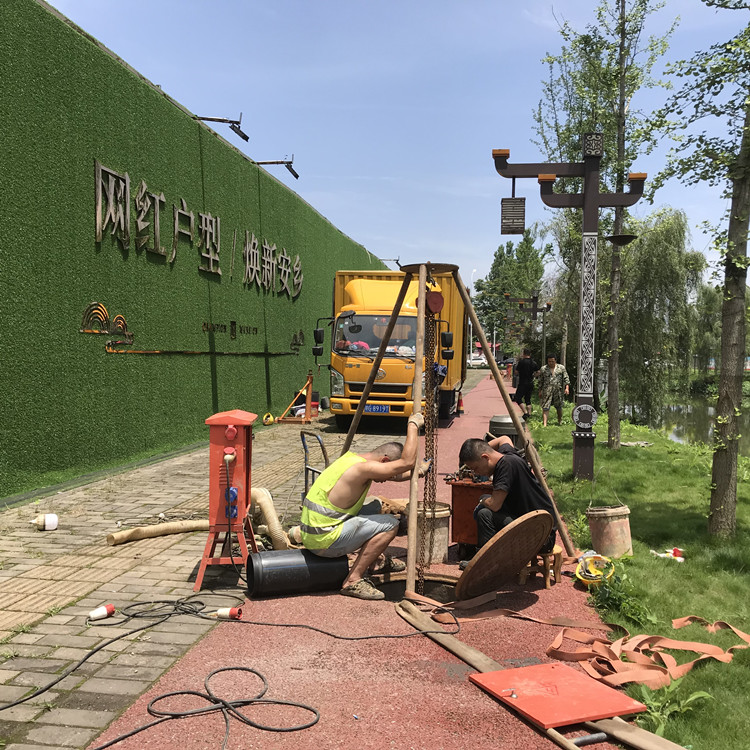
[513,290,552,361]
[493,136,646,480]
[195,113,250,142]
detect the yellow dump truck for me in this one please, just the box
[315,270,467,429]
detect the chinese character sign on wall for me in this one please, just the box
[94,159,303,296]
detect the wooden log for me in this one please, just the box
[585,718,687,750]
[395,599,502,673]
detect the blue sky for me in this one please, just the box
[47,0,740,288]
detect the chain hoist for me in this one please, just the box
[416,310,438,594]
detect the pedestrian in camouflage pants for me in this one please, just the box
[538,354,570,426]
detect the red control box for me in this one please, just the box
[205,409,257,529]
[194,409,258,591]
[448,479,493,546]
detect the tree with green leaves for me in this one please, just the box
[534,0,675,446]
[618,209,705,420]
[648,0,750,537]
[473,227,550,356]
[693,283,723,376]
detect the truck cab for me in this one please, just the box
[320,271,466,429]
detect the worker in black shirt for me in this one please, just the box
[514,349,539,421]
[458,435,556,568]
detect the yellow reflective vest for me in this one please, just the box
[300,452,370,550]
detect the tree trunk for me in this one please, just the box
[607,238,622,447]
[607,0,628,450]
[709,101,750,538]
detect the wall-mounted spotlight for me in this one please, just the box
[194,112,249,142]
[256,155,299,180]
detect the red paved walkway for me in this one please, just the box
[89,374,615,750]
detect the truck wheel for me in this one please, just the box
[334,415,352,431]
[438,391,455,420]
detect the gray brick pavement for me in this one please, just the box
[0,413,398,749]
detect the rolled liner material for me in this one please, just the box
[247,548,349,597]
[106,519,209,546]
[250,487,289,550]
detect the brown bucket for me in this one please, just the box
[585,505,633,558]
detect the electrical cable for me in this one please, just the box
[90,666,320,750]
[230,602,460,641]
[0,593,459,716]
[0,595,233,711]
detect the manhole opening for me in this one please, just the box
[378,576,456,603]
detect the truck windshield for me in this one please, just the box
[333,314,417,357]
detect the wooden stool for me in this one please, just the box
[518,544,563,589]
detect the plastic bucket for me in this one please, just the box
[246,549,349,597]
[585,505,632,558]
[489,415,522,449]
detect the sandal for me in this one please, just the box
[340,578,385,600]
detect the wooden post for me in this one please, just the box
[405,264,427,594]
[452,270,576,558]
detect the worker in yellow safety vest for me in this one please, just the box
[300,413,426,601]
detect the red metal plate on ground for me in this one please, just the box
[470,663,647,728]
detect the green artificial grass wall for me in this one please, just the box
[0,0,384,497]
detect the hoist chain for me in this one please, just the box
[416,311,438,595]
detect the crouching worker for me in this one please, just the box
[458,435,557,569]
[300,413,425,601]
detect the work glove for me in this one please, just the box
[417,458,432,478]
[408,413,424,430]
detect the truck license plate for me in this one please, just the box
[364,404,390,414]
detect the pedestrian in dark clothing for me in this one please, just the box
[513,349,539,420]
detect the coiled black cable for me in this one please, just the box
[91,666,319,750]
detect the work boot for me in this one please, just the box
[340,578,385,600]
[370,554,406,574]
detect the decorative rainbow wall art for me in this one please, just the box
[79,302,133,344]
[79,302,298,357]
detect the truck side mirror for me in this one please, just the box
[442,349,454,361]
[312,346,324,357]
[349,324,362,334]
[314,328,325,344]
[441,331,453,347]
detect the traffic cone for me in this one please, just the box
[456,394,464,415]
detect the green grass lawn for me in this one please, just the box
[531,414,750,749]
